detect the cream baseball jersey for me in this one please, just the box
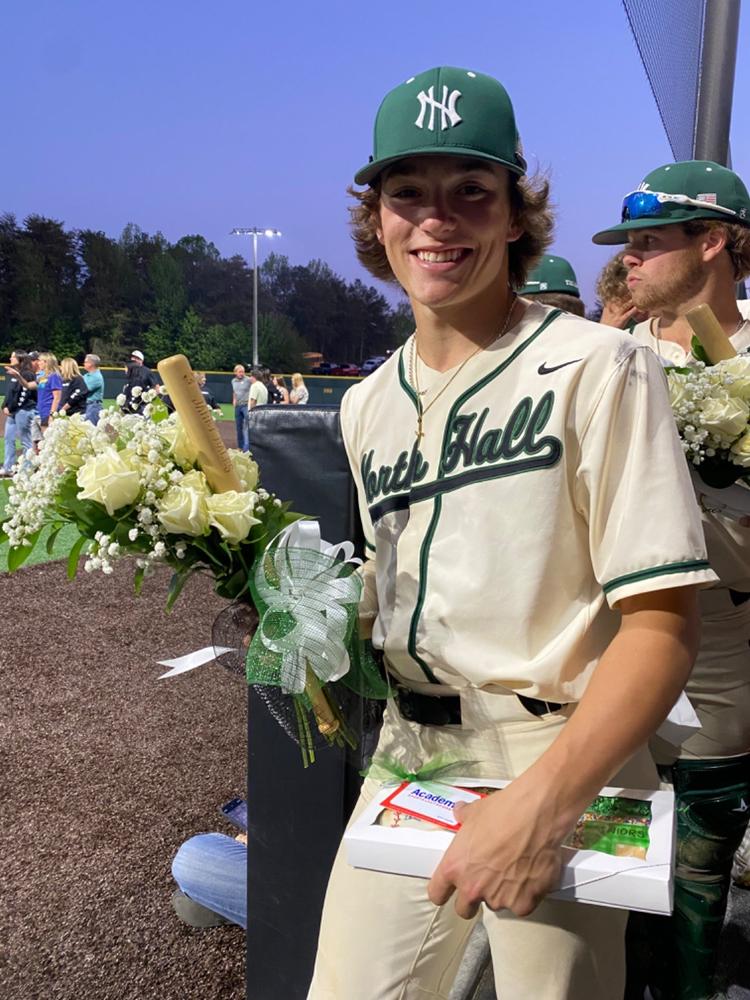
[340,302,716,703]
[631,305,750,367]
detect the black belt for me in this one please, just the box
[394,686,566,727]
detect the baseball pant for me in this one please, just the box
[308,690,659,1000]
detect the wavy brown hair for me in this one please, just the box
[682,220,750,281]
[348,172,554,291]
[595,251,630,307]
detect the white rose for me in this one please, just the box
[76,448,141,516]
[698,395,749,442]
[179,469,211,495]
[57,417,94,469]
[730,429,750,468]
[229,450,260,492]
[717,355,750,399]
[158,415,199,467]
[205,490,261,544]
[157,484,210,536]
[667,373,692,410]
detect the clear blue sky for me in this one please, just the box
[2,0,748,309]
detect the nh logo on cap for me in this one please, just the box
[415,85,462,131]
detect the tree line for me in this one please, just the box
[0,214,413,371]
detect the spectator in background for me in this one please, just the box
[122,350,156,414]
[194,371,218,410]
[596,251,648,331]
[262,367,281,405]
[289,372,309,405]
[2,350,38,476]
[517,255,586,316]
[36,353,63,430]
[171,832,247,929]
[82,353,105,424]
[58,358,89,417]
[273,375,289,404]
[248,368,268,410]
[231,364,251,452]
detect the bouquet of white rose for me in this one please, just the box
[0,393,293,605]
[1,385,388,766]
[666,355,750,488]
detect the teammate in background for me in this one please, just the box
[517,254,586,316]
[595,251,648,331]
[82,354,105,424]
[593,160,750,1000]
[308,66,713,1000]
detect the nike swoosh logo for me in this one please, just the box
[537,359,582,375]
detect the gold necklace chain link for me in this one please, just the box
[409,294,518,441]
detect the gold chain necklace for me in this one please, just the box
[409,295,517,441]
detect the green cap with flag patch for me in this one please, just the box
[593,160,750,245]
[518,255,580,297]
[354,66,526,187]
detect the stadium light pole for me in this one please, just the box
[230,227,282,366]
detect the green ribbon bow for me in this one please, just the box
[246,544,362,694]
[362,752,478,792]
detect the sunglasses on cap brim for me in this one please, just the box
[621,190,737,223]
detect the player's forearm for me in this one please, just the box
[517,587,700,839]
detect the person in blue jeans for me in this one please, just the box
[171,832,247,928]
[82,353,105,424]
[2,351,37,475]
[231,364,251,452]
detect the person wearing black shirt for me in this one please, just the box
[122,350,156,414]
[2,350,38,475]
[58,358,89,417]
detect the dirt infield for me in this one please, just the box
[1,558,246,1000]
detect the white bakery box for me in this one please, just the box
[344,778,676,915]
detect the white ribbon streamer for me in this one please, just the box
[154,519,360,682]
[157,646,235,679]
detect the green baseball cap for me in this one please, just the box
[354,66,526,186]
[518,256,580,297]
[593,160,750,245]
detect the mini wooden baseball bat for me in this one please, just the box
[685,304,738,363]
[156,354,242,493]
[157,353,337,735]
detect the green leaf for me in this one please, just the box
[166,568,193,611]
[66,534,88,580]
[148,397,170,423]
[8,528,43,572]
[691,335,711,366]
[134,563,146,596]
[45,524,64,555]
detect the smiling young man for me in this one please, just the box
[593,161,750,1000]
[308,69,715,1000]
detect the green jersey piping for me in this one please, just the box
[407,495,442,684]
[397,345,419,411]
[406,309,562,683]
[603,560,711,595]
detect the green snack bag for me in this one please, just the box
[564,795,652,860]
